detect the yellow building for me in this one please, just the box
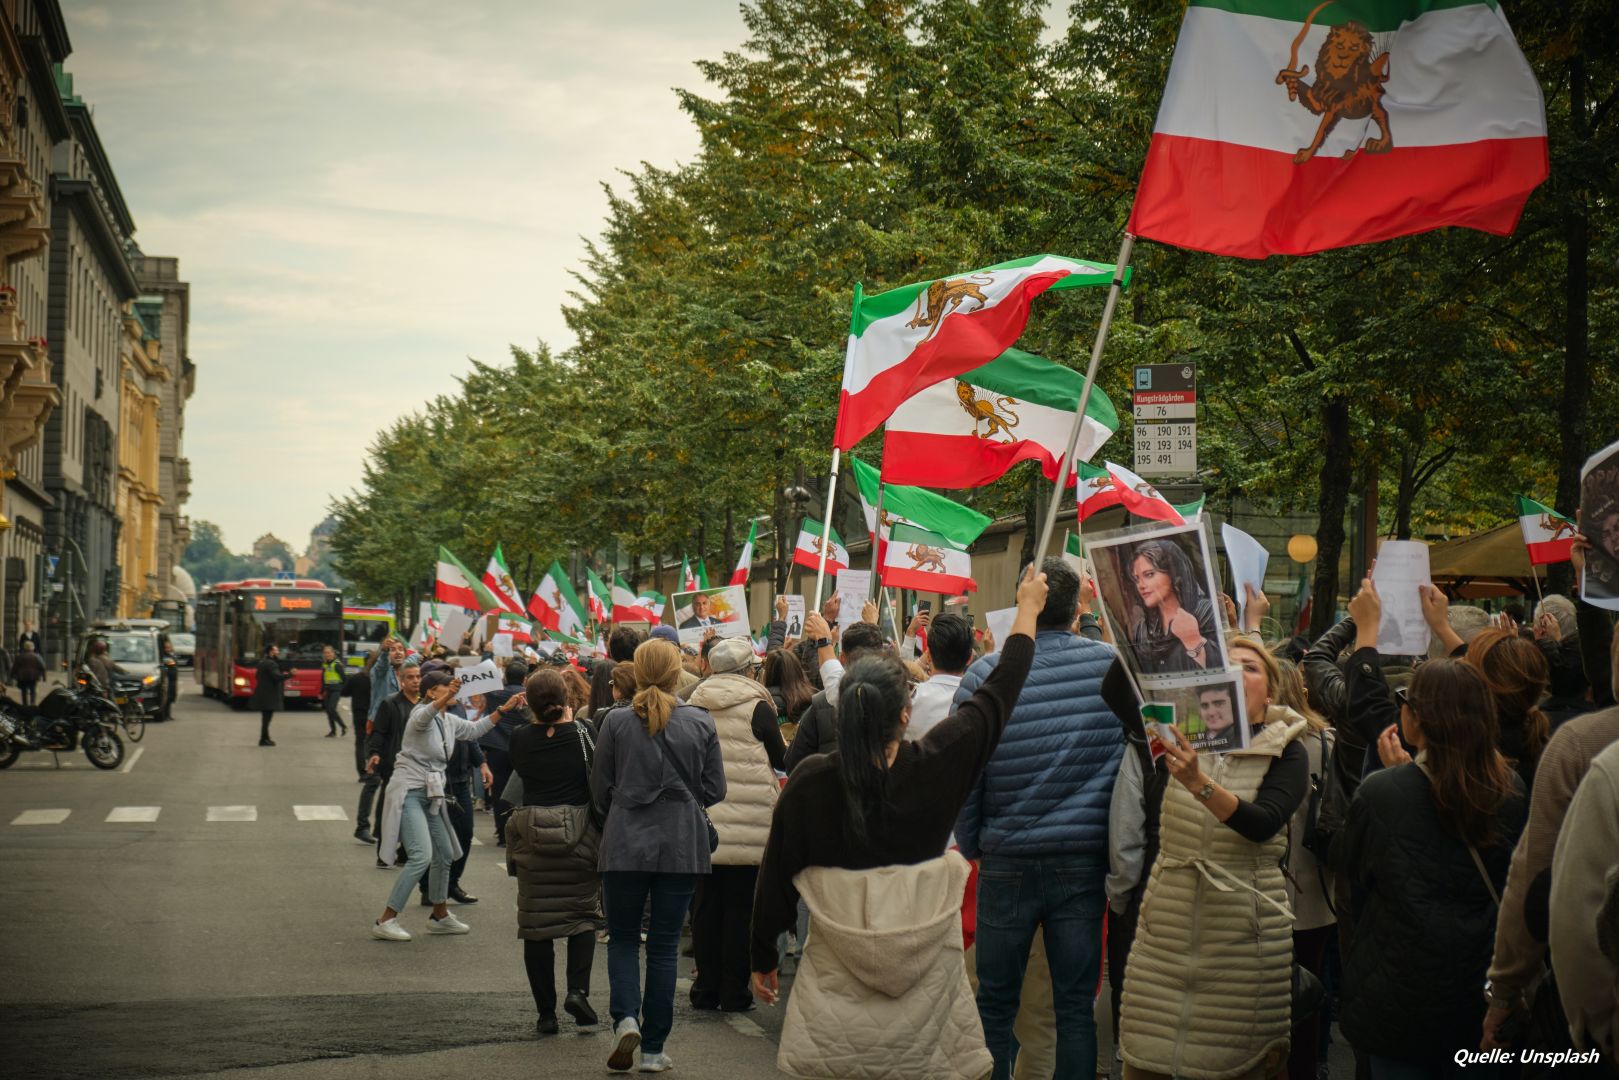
[115,302,165,616]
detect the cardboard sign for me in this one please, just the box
[454,659,502,702]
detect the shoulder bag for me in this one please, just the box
[655,728,718,853]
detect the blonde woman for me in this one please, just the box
[591,639,725,1074]
[1120,637,1310,1080]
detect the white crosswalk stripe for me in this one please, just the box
[205,805,257,822]
[106,806,161,823]
[10,809,71,825]
[292,805,346,821]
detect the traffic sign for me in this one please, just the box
[1133,364,1197,478]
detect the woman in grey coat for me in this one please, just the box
[592,638,725,1074]
[506,667,603,1035]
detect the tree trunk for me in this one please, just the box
[1394,447,1416,540]
[723,507,735,585]
[1309,394,1352,639]
[1551,56,1591,596]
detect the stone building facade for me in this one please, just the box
[131,253,192,613]
[115,300,162,616]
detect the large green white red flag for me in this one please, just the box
[611,575,661,623]
[436,547,501,612]
[585,568,612,624]
[881,523,977,596]
[528,560,587,638]
[679,556,697,593]
[850,455,992,549]
[1076,462,1124,521]
[882,348,1119,489]
[793,520,849,574]
[834,255,1126,449]
[481,544,526,616]
[1106,461,1186,525]
[1516,495,1575,566]
[1128,0,1547,257]
[496,613,534,645]
[731,521,757,586]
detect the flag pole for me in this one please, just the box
[1529,564,1545,607]
[812,449,841,608]
[1034,232,1135,564]
[868,483,887,601]
[816,281,864,609]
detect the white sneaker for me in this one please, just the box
[371,917,411,941]
[425,912,470,935]
[639,1051,673,1072]
[607,1016,641,1072]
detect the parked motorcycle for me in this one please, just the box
[0,681,126,770]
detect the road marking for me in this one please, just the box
[120,746,144,774]
[11,809,72,825]
[293,805,347,821]
[726,1014,766,1038]
[206,805,257,822]
[106,806,161,823]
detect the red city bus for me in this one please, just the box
[194,579,344,708]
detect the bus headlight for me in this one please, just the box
[233,676,249,687]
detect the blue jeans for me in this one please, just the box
[603,871,696,1055]
[975,853,1106,1080]
[386,789,452,913]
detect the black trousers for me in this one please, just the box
[524,932,595,1017]
[485,747,514,841]
[16,680,34,706]
[259,710,274,740]
[323,689,345,734]
[353,724,369,780]
[355,771,380,831]
[690,864,757,1009]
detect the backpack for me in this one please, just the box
[1301,728,1347,866]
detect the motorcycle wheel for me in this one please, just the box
[0,745,18,769]
[83,727,124,770]
[121,706,145,743]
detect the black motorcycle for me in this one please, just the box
[0,680,126,770]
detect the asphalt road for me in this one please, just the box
[0,684,788,1080]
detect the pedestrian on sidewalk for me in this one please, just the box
[160,638,179,721]
[592,637,725,1074]
[10,641,43,707]
[371,668,500,942]
[344,665,373,781]
[749,564,1047,1080]
[507,668,603,1035]
[251,645,285,747]
[321,645,348,737]
[687,637,787,1013]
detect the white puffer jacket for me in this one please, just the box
[689,673,778,866]
[779,851,990,1080]
[1121,707,1307,1079]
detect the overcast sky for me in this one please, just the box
[68,0,751,553]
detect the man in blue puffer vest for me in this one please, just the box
[955,555,1136,1080]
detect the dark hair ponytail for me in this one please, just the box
[836,655,910,847]
[523,669,569,724]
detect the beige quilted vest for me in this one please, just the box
[1120,706,1308,1080]
[689,673,778,866]
[779,851,991,1080]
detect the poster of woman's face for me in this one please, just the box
[1145,670,1250,755]
[1088,520,1228,684]
[1581,438,1619,610]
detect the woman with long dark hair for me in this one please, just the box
[760,648,814,727]
[1465,628,1551,792]
[582,661,617,721]
[1125,538,1218,674]
[749,567,1047,1080]
[507,668,603,1035]
[1335,659,1527,1077]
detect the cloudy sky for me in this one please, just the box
[68,0,751,554]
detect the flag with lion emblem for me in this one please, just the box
[882,348,1119,489]
[1129,0,1547,258]
[833,255,1126,449]
[481,544,526,617]
[880,523,976,596]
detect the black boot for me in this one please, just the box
[535,1014,558,1036]
[563,991,598,1027]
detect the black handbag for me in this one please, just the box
[1291,961,1326,1026]
[656,731,718,853]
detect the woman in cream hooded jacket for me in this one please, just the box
[1120,638,1310,1080]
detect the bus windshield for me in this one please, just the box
[233,591,343,662]
[344,619,392,646]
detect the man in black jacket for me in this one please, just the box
[783,620,887,772]
[364,659,421,866]
[479,661,529,845]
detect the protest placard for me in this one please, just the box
[835,570,873,630]
[1221,522,1269,628]
[671,585,750,646]
[454,659,502,702]
[435,607,476,653]
[1087,519,1227,685]
[1139,669,1249,755]
[490,633,514,658]
[983,606,1017,654]
[1371,540,1432,656]
[780,595,806,640]
[1580,437,1619,611]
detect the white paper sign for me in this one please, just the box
[983,606,1018,654]
[454,659,502,702]
[1221,523,1270,628]
[435,606,475,652]
[835,570,873,630]
[1371,540,1432,657]
[490,633,514,658]
[780,595,806,640]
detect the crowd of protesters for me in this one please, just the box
[339,531,1618,1077]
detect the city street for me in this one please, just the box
[0,685,789,1080]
